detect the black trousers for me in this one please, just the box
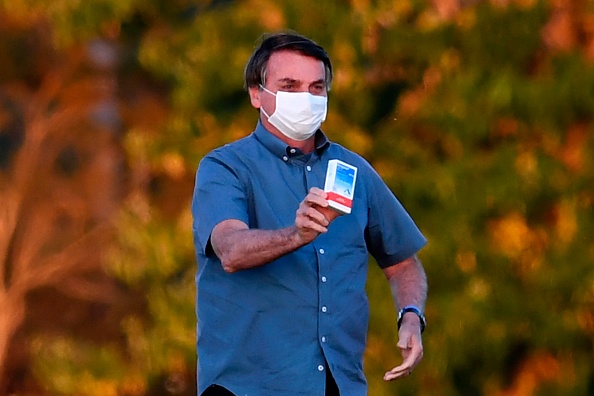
[200,385,234,396]
[201,367,340,396]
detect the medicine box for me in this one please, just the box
[324,159,357,214]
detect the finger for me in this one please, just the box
[315,205,340,223]
[391,350,416,373]
[383,351,419,381]
[298,198,323,215]
[397,329,423,356]
[296,216,328,233]
[383,363,412,381]
[384,337,423,381]
[305,195,329,209]
[305,189,329,208]
[296,206,329,232]
[397,336,412,350]
[399,338,423,369]
[308,187,326,196]
[300,205,329,226]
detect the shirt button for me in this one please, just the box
[321,306,327,313]
[319,248,325,254]
[306,165,312,171]
[290,148,296,154]
[318,365,324,371]
[321,276,327,283]
[321,336,327,343]
[282,156,288,161]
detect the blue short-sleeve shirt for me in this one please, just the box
[192,122,427,396]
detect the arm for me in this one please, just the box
[211,187,340,273]
[381,254,428,381]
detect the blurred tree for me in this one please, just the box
[363,1,594,395]
[1,0,594,395]
[0,16,126,393]
[1,1,226,394]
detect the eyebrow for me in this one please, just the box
[276,77,326,85]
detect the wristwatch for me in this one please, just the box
[397,305,426,334]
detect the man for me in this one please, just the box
[192,32,428,396]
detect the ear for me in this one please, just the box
[248,86,261,109]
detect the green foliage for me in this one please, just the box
[31,337,126,396]
[29,202,196,395]
[366,1,594,394]
[0,0,140,46]
[3,0,594,395]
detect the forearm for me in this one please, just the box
[211,220,307,273]
[386,255,428,312]
[383,255,428,380]
[212,188,339,273]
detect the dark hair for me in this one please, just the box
[243,32,333,91]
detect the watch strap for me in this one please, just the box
[397,305,426,334]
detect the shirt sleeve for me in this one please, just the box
[364,166,427,268]
[192,152,249,257]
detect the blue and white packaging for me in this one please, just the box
[324,159,357,214]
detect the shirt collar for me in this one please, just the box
[253,121,330,159]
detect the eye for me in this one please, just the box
[311,84,325,94]
[281,83,295,91]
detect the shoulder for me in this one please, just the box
[205,134,256,159]
[200,133,261,169]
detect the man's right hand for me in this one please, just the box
[294,187,341,244]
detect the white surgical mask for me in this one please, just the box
[260,85,327,141]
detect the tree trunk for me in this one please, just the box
[0,292,25,394]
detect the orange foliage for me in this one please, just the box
[542,0,594,61]
[488,212,548,274]
[558,123,589,173]
[496,351,563,396]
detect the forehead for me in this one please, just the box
[266,50,325,82]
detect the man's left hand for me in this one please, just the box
[383,318,424,381]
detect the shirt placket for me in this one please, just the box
[302,157,331,378]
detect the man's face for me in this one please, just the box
[249,50,327,118]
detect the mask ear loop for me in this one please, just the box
[258,85,275,120]
[260,106,271,119]
[259,85,276,97]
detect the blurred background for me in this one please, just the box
[0,0,593,395]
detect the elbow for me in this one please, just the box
[211,240,242,273]
[210,224,247,273]
[219,255,242,273]
[222,262,239,274]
